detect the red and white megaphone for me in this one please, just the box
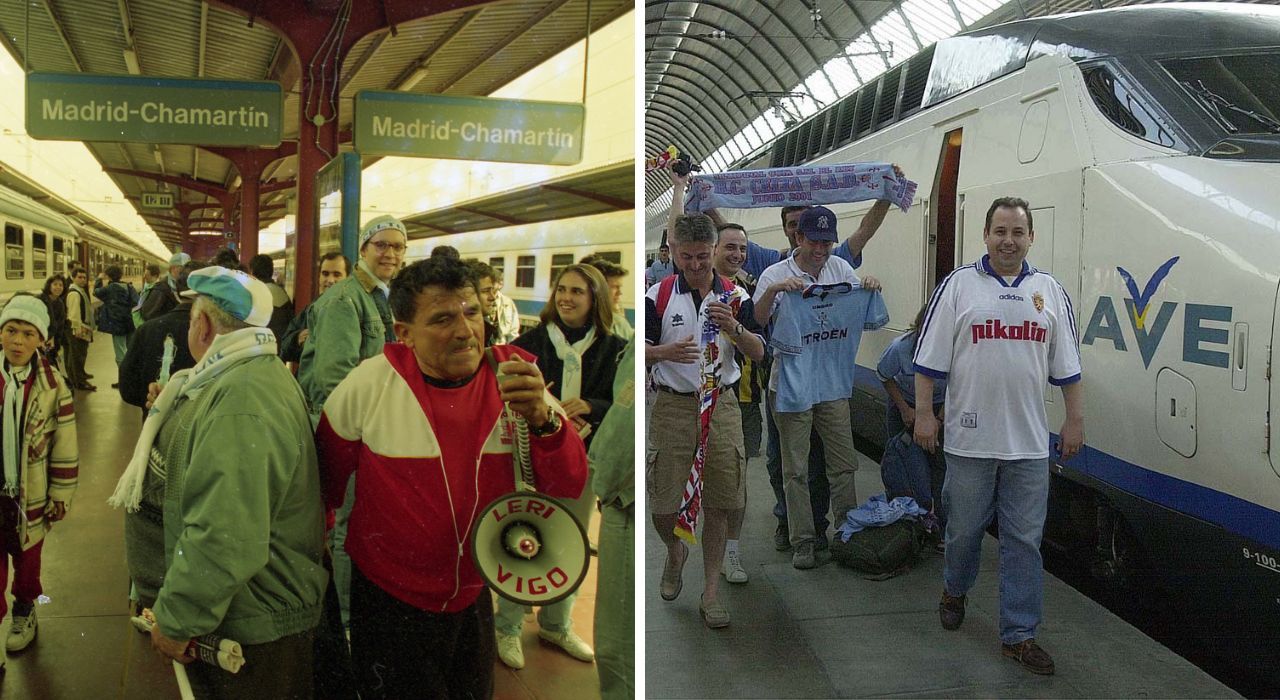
[470,353,590,606]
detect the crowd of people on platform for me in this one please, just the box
[646,162,1084,676]
[0,214,636,699]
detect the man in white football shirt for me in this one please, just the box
[913,197,1084,676]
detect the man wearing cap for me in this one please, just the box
[141,252,192,322]
[112,266,326,697]
[315,256,587,698]
[298,214,405,633]
[0,295,78,666]
[754,206,889,569]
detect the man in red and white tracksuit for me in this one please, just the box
[316,256,587,699]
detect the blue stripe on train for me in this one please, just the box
[850,363,1280,550]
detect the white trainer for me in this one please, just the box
[722,549,749,584]
[6,609,36,652]
[538,627,594,662]
[495,629,524,670]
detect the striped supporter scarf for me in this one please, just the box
[674,290,736,544]
[682,162,917,214]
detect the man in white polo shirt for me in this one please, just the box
[913,196,1084,676]
[645,212,765,629]
[753,206,887,570]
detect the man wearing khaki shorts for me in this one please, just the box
[645,211,764,629]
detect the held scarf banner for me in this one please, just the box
[674,290,736,544]
[683,162,917,214]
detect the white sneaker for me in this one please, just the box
[538,627,594,662]
[6,609,36,652]
[722,550,749,584]
[496,630,524,670]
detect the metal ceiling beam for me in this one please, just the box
[646,72,753,155]
[646,96,727,161]
[541,184,630,210]
[834,0,893,71]
[644,1,808,93]
[644,110,711,158]
[434,0,575,94]
[648,82,740,153]
[339,32,388,93]
[648,58,768,145]
[647,18,791,93]
[40,0,85,72]
[455,206,524,226]
[645,106,718,162]
[385,8,482,92]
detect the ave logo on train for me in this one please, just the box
[1082,257,1232,369]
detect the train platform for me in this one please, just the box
[1,338,602,699]
[643,447,1240,699]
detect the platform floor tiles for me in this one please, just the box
[644,441,1240,698]
[1,337,603,699]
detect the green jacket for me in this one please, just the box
[152,355,326,645]
[298,265,394,419]
[588,339,635,508]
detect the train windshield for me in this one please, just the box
[1160,53,1280,136]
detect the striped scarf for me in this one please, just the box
[674,290,735,544]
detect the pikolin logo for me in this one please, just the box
[970,320,1048,344]
[1082,256,1233,369]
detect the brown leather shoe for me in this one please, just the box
[1002,639,1055,675]
[939,590,966,630]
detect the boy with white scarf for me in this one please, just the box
[0,294,78,668]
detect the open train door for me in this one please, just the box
[924,128,963,299]
[1268,282,1280,478]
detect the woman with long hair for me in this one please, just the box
[494,263,626,670]
[38,274,68,370]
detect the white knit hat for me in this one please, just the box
[0,295,49,339]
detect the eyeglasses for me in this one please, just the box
[370,241,407,254]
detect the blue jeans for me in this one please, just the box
[883,404,947,517]
[942,454,1049,644]
[765,399,829,538]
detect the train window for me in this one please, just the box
[515,255,536,288]
[53,238,65,274]
[1082,65,1180,149]
[32,231,47,279]
[1160,52,1280,136]
[488,256,505,279]
[594,251,623,265]
[549,253,574,284]
[4,224,23,280]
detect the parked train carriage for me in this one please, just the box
[411,209,636,335]
[695,3,1280,684]
[73,223,152,289]
[0,183,80,302]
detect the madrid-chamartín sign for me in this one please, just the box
[26,73,282,146]
[354,91,584,166]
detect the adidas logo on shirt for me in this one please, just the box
[970,319,1048,344]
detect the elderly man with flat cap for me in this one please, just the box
[140,252,193,322]
[298,214,407,634]
[110,267,325,698]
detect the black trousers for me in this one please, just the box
[349,563,496,700]
[184,628,315,700]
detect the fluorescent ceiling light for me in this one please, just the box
[123,48,140,75]
[398,65,429,92]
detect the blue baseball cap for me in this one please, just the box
[798,206,839,242]
[180,266,273,327]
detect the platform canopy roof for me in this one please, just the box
[0,0,630,252]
